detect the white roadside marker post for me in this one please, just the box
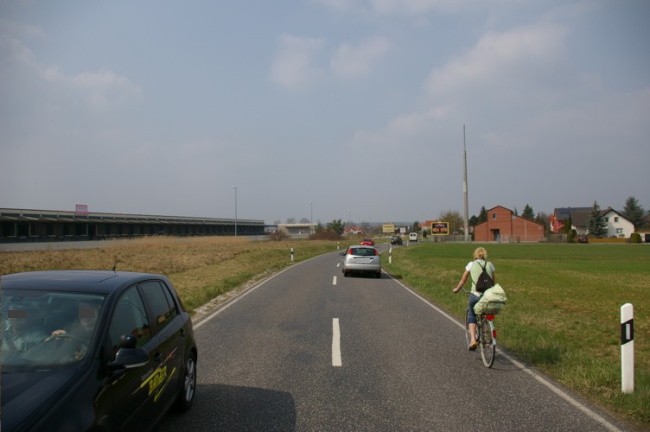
[621,303,634,394]
[290,247,294,262]
[389,246,392,264]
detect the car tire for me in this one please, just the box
[174,350,197,412]
[376,271,381,279]
[343,270,349,277]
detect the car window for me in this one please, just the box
[350,247,374,256]
[108,287,151,353]
[138,280,179,330]
[1,290,105,368]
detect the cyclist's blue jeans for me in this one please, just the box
[467,293,481,324]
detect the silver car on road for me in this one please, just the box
[341,245,381,278]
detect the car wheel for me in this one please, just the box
[175,350,197,412]
[343,270,349,277]
[376,271,381,279]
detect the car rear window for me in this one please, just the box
[349,247,375,256]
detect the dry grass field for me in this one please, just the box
[0,236,339,314]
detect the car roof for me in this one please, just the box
[1,270,168,295]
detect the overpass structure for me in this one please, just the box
[0,208,265,243]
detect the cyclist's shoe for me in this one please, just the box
[468,341,478,351]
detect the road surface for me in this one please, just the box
[156,250,629,431]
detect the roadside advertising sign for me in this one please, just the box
[431,221,449,235]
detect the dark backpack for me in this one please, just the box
[475,261,494,293]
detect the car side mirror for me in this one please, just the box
[109,347,148,370]
[120,335,137,349]
[107,335,147,370]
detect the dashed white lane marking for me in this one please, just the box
[332,318,342,367]
[333,276,337,285]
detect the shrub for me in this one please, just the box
[629,232,642,243]
[309,230,341,241]
[567,229,577,243]
[268,230,289,241]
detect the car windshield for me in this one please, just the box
[1,290,106,370]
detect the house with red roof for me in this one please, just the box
[473,206,545,242]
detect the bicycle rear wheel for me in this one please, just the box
[479,317,496,367]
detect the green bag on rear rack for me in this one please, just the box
[474,283,507,315]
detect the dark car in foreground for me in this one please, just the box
[1,270,197,432]
[341,245,382,278]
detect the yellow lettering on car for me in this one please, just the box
[139,365,178,402]
[140,366,167,397]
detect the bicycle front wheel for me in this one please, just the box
[479,317,496,367]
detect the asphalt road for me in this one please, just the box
[155,250,629,432]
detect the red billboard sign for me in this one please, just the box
[75,204,88,216]
[431,221,449,235]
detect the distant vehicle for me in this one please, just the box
[341,245,381,278]
[360,238,375,246]
[409,232,419,242]
[1,270,197,432]
[390,236,403,245]
[576,234,589,243]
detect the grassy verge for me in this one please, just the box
[0,236,339,313]
[383,242,649,428]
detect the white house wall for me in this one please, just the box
[603,211,635,238]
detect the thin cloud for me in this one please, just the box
[269,34,325,89]
[330,36,392,79]
[0,19,45,40]
[43,67,142,107]
[425,23,568,97]
[351,106,451,151]
[1,31,141,109]
[314,0,506,15]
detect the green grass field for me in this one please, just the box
[383,242,649,428]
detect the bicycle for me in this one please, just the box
[463,289,497,368]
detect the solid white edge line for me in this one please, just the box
[332,318,342,367]
[390,276,623,432]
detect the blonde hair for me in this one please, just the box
[473,247,488,260]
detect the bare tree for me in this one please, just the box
[438,210,464,234]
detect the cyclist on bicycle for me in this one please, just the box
[452,247,496,350]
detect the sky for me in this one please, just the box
[1,0,649,225]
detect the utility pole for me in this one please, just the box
[233,185,238,236]
[463,125,469,241]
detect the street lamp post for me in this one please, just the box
[233,186,238,236]
[310,201,313,233]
